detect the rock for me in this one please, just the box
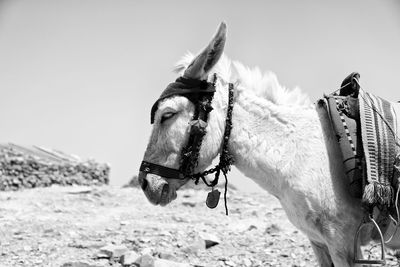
[224,260,236,266]
[140,247,153,255]
[98,244,128,259]
[0,144,109,191]
[158,251,177,261]
[250,210,258,216]
[182,238,205,255]
[242,258,252,267]
[198,232,220,248]
[120,251,140,266]
[95,252,109,259]
[247,225,257,231]
[264,224,281,236]
[135,254,155,267]
[154,259,190,267]
[139,237,152,243]
[181,201,196,207]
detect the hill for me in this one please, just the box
[0,186,398,266]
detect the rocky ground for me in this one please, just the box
[0,185,398,267]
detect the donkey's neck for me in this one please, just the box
[228,86,320,197]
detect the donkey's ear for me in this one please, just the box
[184,22,227,80]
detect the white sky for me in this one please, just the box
[0,0,399,190]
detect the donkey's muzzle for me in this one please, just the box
[138,171,172,206]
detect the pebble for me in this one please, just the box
[198,232,220,249]
[140,237,152,243]
[242,258,252,267]
[181,201,196,207]
[95,252,109,259]
[264,224,281,236]
[97,244,128,259]
[140,247,154,255]
[135,254,155,267]
[120,251,140,266]
[224,260,236,266]
[158,251,177,261]
[182,238,205,255]
[247,225,257,231]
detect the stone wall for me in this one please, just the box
[0,143,109,191]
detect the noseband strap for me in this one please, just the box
[140,161,184,180]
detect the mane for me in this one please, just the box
[174,52,311,106]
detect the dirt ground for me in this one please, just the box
[0,185,398,267]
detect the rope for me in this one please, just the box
[223,171,229,215]
[329,81,352,96]
[189,82,235,215]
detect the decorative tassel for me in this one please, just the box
[363,183,394,206]
[363,183,376,205]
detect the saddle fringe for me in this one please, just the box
[363,183,394,206]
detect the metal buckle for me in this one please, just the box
[353,214,385,265]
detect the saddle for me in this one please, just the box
[324,73,400,264]
[325,73,400,203]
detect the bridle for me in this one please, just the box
[140,73,235,215]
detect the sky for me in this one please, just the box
[0,0,399,191]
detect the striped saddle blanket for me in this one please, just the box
[326,91,400,208]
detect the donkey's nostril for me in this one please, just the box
[141,177,148,191]
[162,183,169,196]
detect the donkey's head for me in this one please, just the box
[138,23,228,206]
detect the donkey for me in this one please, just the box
[138,22,391,266]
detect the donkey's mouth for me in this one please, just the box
[138,172,177,206]
[159,184,177,206]
[148,184,177,206]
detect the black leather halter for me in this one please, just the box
[140,74,235,214]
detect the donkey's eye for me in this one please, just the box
[160,112,176,123]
